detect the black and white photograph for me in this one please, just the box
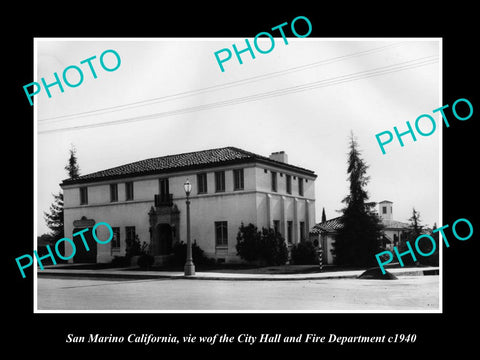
[34,37,441,312]
[8,6,478,355]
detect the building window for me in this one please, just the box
[126,226,136,247]
[79,187,88,205]
[125,181,134,201]
[110,183,118,202]
[300,221,305,242]
[382,206,387,214]
[215,221,228,247]
[197,173,208,194]
[271,171,277,192]
[112,227,120,251]
[233,168,244,190]
[287,221,293,244]
[286,174,292,194]
[298,178,304,196]
[159,178,169,196]
[273,220,280,234]
[215,171,225,192]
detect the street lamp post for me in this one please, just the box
[183,179,195,276]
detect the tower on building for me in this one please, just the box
[378,200,393,221]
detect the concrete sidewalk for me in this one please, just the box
[37,266,439,281]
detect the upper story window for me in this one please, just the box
[197,173,208,194]
[271,171,277,192]
[286,174,292,194]
[298,178,304,196]
[382,206,387,214]
[79,186,88,205]
[159,178,169,196]
[110,183,118,202]
[215,171,225,192]
[233,168,244,190]
[125,181,134,201]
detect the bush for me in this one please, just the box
[236,223,288,266]
[235,223,262,262]
[110,256,130,267]
[171,241,213,266]
[261,227,288,266]
[125,234,147,259]
[137,254,154,268]
[290,241,317,265]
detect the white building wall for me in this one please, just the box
[63,200,153,263]
[62,162,316,264]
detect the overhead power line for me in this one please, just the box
[38,55,438,134]
[38,41,408,124]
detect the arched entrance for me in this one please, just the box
[156,223,173,255]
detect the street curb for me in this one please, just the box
[37,267,439,281]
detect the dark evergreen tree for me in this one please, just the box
[406,208,424,240]
[65,144,80,179]
[397,208,424,265]
[334,132,384,267]
[424,222,440,266]
[321,207,327,223]
[44,144,81,241]
[43,191,64,242]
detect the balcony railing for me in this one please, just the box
[154,193,173,207]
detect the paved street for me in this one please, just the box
[37,275,439,311]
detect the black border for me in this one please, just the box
[8,5,478,355]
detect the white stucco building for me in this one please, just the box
[376,200,410,250]
[310,200,410,265]
[60,147,317,264]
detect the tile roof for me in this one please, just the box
[61,146,316,186]
[310,216,410,235]
[381,219,410,229]
[310,216,344,234]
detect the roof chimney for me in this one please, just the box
[269,151,288,164]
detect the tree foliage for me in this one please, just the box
[65,144,80,179]
[406,208,424,239]
[290,240,317,265]
[334,133,384,267]
[44,144,80,240]
[236,223,288,266]
[43,191,64,242]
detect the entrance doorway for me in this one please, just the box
[72,227,97,263]
[156,223,173,255]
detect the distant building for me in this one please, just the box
[376,200,410,250]
[60,147,317,264]
[310,200,410,265]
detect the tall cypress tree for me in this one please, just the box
[398,207,424,265]
[334,132,384,267]
[64,144,80,179]
[406,208,423,239]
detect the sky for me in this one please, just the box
[35,38,441,235]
